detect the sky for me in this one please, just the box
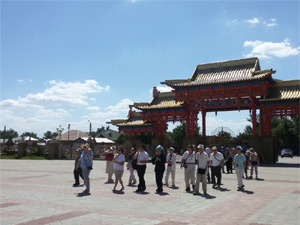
[1,0,299,138]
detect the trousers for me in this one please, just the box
[194,169,208,193]
[82,168,91,192]
[211,165,221,185]
[73,167,84,184]
[236,168,244,188]
[155,170,164,190]
[165,166,175,185]
[184,164,195,187]
[128,167,136,184]
[137,165,146,190]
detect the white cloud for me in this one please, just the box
[243,39,300,59]
[266,18,277,27]
[17,79,24,83]
[0,80,111,137]
[105,98,133,112]
[149,86,173,94]
[244,18,260,24]
[1,80,110,109]
[87,106,100,111]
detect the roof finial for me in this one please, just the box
[153,86,160,98]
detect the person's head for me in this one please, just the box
[236,146,243,154]
[130,147,136,154]
[212,146,217,154]
[205,147,211,153]
[83,143,90,152]
[118,147,124,154]
[156,145,164,155]
[76,148,82,155]
[250,148,254,153]
[187,145,193,153]
[197,144,204,153]
[168,147,175,154]
[138,144,145,152]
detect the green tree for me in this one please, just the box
[43,131,58,139]
[0,129,18,139]
[21,132,38,138]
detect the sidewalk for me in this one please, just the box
[0,157,299,225]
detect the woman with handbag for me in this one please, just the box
[80,143,93,194]
[164,147,177,187]
[194,144,210,196]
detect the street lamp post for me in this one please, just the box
[88,120,92,136]
[68,124,71,159]
[56,125,64,158]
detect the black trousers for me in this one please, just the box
[211,166,221,185]
[226,158,233,173]
[73,167,84,184]
[137,165,146,190]
[155,170,164,190]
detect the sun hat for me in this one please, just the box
[156,145,164,151]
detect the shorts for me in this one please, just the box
[114,169,124,179]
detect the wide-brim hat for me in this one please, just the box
[156,145,164,151]
[83,143,90,148]
[168,147,175,151]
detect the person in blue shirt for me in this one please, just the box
[80,143,93,194]
[233,146,246,191]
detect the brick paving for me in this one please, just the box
[0,157,299,225]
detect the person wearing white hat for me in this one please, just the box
[181,145,196,192]
[233,146,246,191]
[152,145,166,193]
[80,143,93,194]
[164,147,177,187]
[194,144,210,195]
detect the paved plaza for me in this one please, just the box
[0,157,299,225]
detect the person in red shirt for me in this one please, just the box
[104,147,115,183]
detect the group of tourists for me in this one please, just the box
[73,143,259,195]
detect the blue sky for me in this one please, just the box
[1,0,299,138]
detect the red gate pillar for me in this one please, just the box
[202,110,206,137]
[265,115,272,136]
[260,113,264,136]
[186,111,191,137]
[251,97,257,136]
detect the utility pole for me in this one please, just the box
[68,124,71,159]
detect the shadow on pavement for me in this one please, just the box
[134,191,150,195]
[260,163,300,168]
[213,186,230,192]
[197,193,216,199]
[242,190,254,194]
[76,192,91,197]
[155,192,169,196]
[169,186,179,190]
[112,190,125,195]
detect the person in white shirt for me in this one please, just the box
[209,146,224,188]
[164,147,177,187]
[134,144,149,192]
[181,145,196,192]
[112,147,125,192]
[194,144,210,195]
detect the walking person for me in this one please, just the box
[80,143,93,194]
[152,145,166,193]
[220,146,226,173]
[194,144,210,196]
[126,147,137,186]
[244,148,250,179]
[112,147,125,192]
[181,145,196,192]
[233,146,246,191]
[209,146,224,188]
[135,144,149,192]
[164,147,177,187]
[205,147,211,183]
[104,147,114,183]
[73,147,84,186]
[249,148,259,179]
[225,147,233,173]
